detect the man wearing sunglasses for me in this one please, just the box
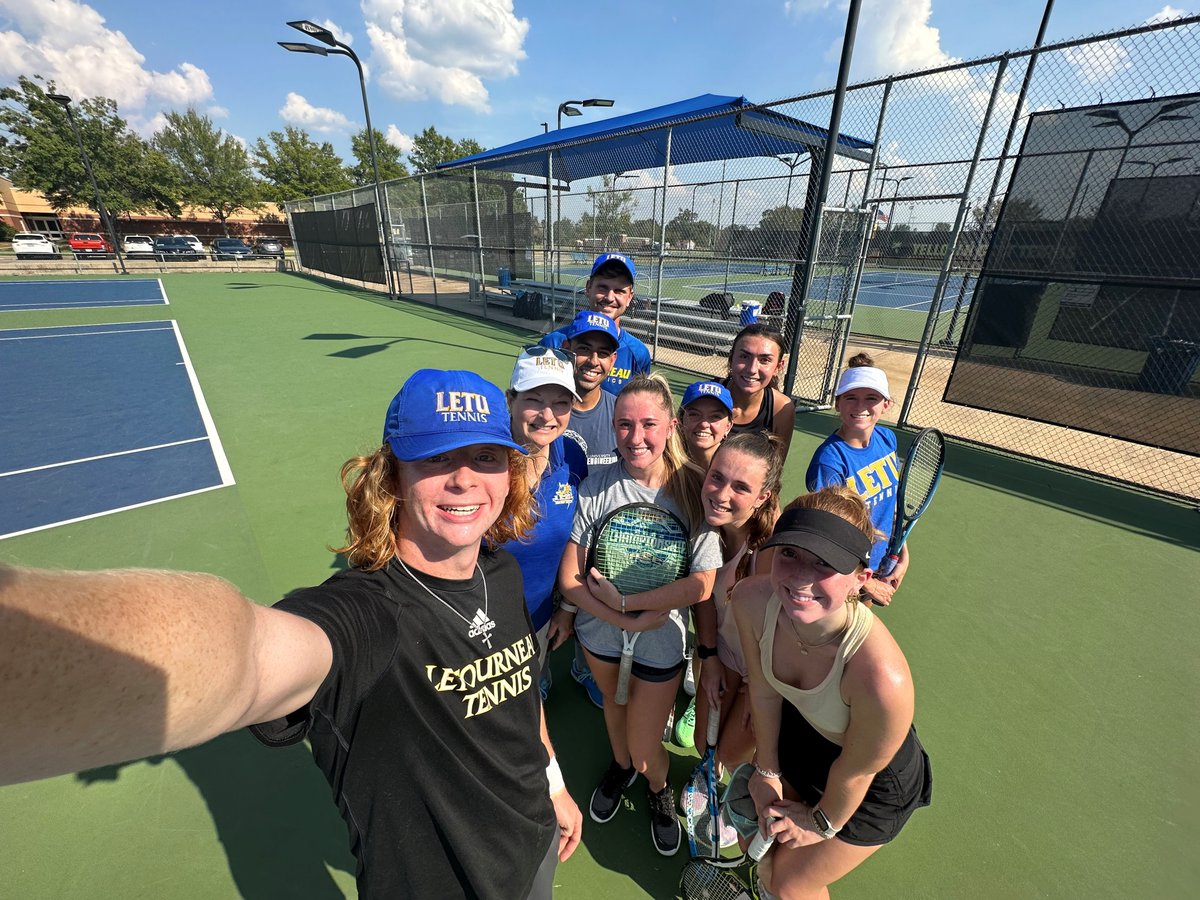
[558,310,620,470]
[539,253,650,395]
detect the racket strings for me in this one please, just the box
[679,860,753,900]
[900,437,944,517]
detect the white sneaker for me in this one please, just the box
[683,655,697,697]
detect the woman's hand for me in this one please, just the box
[861,577,896,606]
[620,609,670,632]
[699,656,726,714]
[546,607,575,651]
[749,767,784,840]
[762,799,825,848]
[585,568,624,611]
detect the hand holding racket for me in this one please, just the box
[877,428,945,579]
[685,705,724,861]
[587,503,690,705]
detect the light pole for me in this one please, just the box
[281,20,396,302]
[878,174,913,234]
[47,93,126,274]
[557,97,614,130]
[774,154,806,211]
[1126,156,1189,179]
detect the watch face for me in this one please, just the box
[813,806,834,835]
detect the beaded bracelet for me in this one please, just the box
[754,763,783,780]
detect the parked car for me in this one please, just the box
[173,234,204,254]
[122,234,155,256]
[252,238,285,258]
[153,236,203,260]
[210,238,255,260]
[68,232,113,257]
[12,232,60,259]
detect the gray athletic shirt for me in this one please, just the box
[570,461,723,667]
[563,391,618,468]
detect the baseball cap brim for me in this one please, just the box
[389,431,526,462]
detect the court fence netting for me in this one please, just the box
[284,14,1200,503]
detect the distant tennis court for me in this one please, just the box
[0,278,168,311]
[0,319,233,539]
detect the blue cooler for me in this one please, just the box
[498,266,511,287]
[739,301,761,326]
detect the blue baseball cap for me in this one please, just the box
[563,309,620,344]
[384,369,526,461]
[681,380,734,414]
[590,252,636,282]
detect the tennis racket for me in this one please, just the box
[877,428,946,578]
[686,705,724,860]
[588,502,690,705]
[679,860,753,900]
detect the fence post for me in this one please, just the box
[651,127,674,361]
[420,175,439,307]
[472,166,488,320]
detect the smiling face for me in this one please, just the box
[614,389,674,477]
[681,397,733,460]
[566,332,618,396]
[586,272,635,321]
[835,387,891,443]
[728,334,784,398]
[509,385,573,451]
[701,446,771,529]
[770,544,868,626]
[395,444,511,562]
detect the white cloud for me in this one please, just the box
[0,0,213,109]
[1146,6,1189,24]
[1063,40,1133,84]
[208,105,230,119]
[280,92,354,133]
[783,0,837,16]
[361,0,530,112]
[849,0,955,78]
[386,124,415,155]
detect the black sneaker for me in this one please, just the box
[647,782,682,856]
[589,760,637,823]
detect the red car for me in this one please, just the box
[68,232,113,256]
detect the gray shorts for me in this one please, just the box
[574,609,688,669]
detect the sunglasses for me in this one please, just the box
[523,345,574,364]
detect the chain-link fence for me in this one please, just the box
[285,14,1200,501]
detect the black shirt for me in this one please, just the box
[250,550,555,899]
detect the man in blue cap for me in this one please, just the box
[559,309,620,470]
[0,369,583,900]
[540,253,651,394]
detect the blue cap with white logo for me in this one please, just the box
[563,309,620,344]
[590,252,636,283]
[384,369,527,461]
[681,380,734,414]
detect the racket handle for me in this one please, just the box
[747,822,777,861]
[614,648,633,705]
[877,553,899,578]
[706,704,720,748]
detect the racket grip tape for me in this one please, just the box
[877,553,899,578]
[747,820,777,861]
[614,648,633,705]
[706,705,720,747]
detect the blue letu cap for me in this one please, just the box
[590,252,636,282]
[563,310,620,344]
[681,380,734,414]
[384,369,526,461]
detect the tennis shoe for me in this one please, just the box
[674,698,697,747]
[647,783,682,856]
[589,760,636,823]
[570,657,604,709]
[683,654,697,697]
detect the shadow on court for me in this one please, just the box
[77,732,354,898]
[303,332,519,361]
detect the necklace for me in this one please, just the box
[786,602,852,655]
[396,557,496,649]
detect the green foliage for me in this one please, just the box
[585,175,634,241]
[154,109,262,232]
[408,126,485,173]
[0,221,15,241]
[347,128,408,186]
[0,75,181,218]
[251,126,351,202]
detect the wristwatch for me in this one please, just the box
[696,644,718,660]
[811,806,839,839]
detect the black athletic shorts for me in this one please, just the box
[586,648,685,683]
[778,701,932,846]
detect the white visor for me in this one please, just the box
[835,366,890,400]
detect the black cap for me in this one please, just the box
[761,507,871,574]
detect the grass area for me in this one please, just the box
[1,272,1197,898]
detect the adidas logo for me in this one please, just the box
[468,608,496,648]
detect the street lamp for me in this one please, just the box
[878,174,913,233]
[280,20,396,301]
[1126,155,1190,179]
[557,98,614,130]
[47,93,126,274]
[774,154,806,211]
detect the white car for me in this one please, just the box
[174,234,204,254]
[12,232,60,259]
[122,234,155,256]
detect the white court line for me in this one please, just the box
[0,325,174,341]
[0,298,165,311]
[171,320,235,486]
[158,277,170,306]
[0,483,229,541]
[0,437,207,479]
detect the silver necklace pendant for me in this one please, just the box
[397,557,494,648]
[467,607,496,648]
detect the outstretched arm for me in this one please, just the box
[0,565,332,787]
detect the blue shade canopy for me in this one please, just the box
[436,94,874,183]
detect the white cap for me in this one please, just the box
[509,346,581,401]
[835,366,890,399]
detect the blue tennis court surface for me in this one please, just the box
[692,272,977,312]
[0,278,168,311]
[0,320,233,539]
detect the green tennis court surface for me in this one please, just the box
[1,273,1196,898]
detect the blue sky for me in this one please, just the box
[0,0,1190,166]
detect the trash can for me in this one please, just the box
[1137,337,1200,395]
[739,300,762,326]
[498,266,511,288]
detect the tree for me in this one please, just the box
[0,75,180,219]
[347,128,407,186]
[251,126,351,202]
[932,221,952,232]
[586,175,634,244]
[666,208,710,246]
[154,109,261,234]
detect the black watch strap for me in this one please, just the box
[696,644,718,660]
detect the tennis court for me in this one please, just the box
[0,277,168,311]
[0,272,1195,899]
